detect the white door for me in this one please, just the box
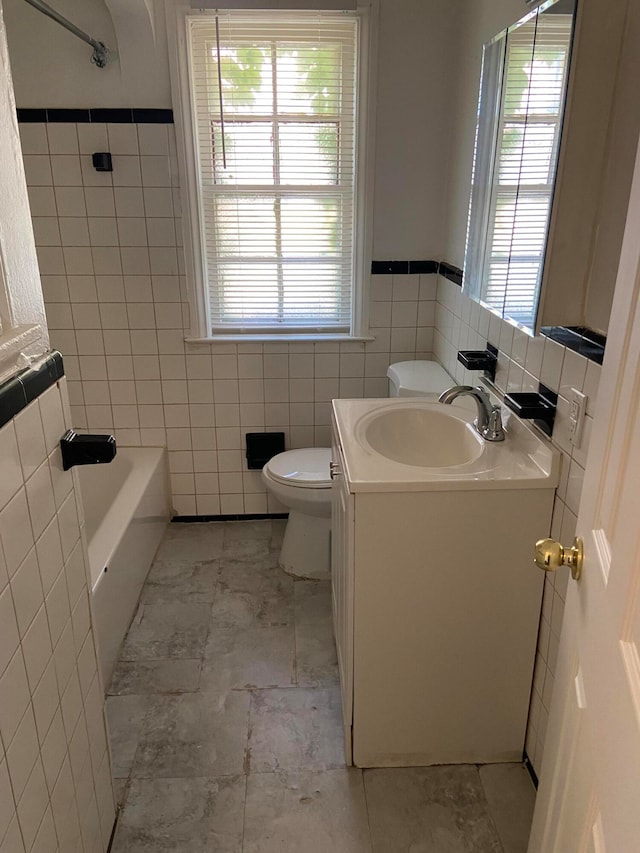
[528,136,640,850]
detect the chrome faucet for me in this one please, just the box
[438,385,506,442]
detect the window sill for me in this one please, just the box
[185,334,375,344]
[0,324,43,384]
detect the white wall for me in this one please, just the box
[4,0,462,260]
[0,2,114,850]
[372,0,462,259]
[3,0,171,108]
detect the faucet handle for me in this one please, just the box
[483,406,506,442]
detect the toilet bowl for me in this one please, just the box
[262,361,455,579]
[262,447,332,579]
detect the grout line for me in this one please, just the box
[475,764,508,853]
[360,767,376,853]
[197,560,218,690]
[292,578,299,687]
[119,693,155,809]
[239,771,249,853]
[240,683,252,851]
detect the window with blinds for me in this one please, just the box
[464,6,574,330]
[187,12,360,336]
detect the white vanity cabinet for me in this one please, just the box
[330,435,354,765]
[330,400,557,768]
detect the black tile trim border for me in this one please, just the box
[17,108,174,124]
[172,513,289,523]
[427,257,607,365]
[541,325,606,365]
[132,109,174,124]
[410,260,439,274]
[523,751,539,789]
[438,261,464,286]
[17,108,48,123]
[371,260,410,275]
[370,260,443,276]
[46,108,90,123]
[0,351,64,430]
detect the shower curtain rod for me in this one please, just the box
[23,0,111,68]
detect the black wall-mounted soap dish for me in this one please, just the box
[503,385,557,437]
[60,429,117,470]
[92,152,113,172]
[457,344,498,382]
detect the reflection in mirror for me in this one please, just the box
[463,0,576,332]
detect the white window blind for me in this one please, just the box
[187,12,359,336]
[465,7,574,330]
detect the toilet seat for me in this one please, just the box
[264,448,332,489]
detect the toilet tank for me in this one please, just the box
[387,360,454,397]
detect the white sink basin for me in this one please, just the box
[333,397,560,493]
[360,405,484,468]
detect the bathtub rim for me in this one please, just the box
[79,446,168,590]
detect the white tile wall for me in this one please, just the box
[20,120,438,516]
[0,380,114,852]
[433,275,601,777]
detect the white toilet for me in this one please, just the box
[386,360,454,398]
[262,447,333,580]
[262,360,455,580]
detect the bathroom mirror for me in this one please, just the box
[463,0,577,333]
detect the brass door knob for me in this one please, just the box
[534,537,583,581]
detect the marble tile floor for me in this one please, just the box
[107,520,536,852]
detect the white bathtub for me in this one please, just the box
[78,447,170,689]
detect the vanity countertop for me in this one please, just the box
[332,397,560,493]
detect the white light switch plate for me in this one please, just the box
[569,387,587,447]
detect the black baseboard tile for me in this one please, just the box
[523,751,539,789]
[106,808,120,853]
[17,108,174,124]
[172,512,289,523]
[0,350,65,429]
